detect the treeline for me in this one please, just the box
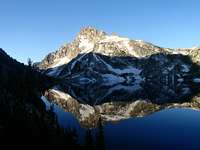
[0,49,80,147]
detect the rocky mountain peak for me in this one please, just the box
[38,27,106,69]
[77,26,106,42]
[38,27,200,71]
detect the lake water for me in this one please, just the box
[103,108,200,150]
[44,95,200,150]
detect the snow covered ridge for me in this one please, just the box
[39,27,184,70]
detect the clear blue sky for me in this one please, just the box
[0,0,200,63]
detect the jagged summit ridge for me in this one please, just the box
[38,27,167,70]
[77,26,106,42]
[39,27,106,69]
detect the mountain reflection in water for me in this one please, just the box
[43,97,200,150]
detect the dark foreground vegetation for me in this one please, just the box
[0,49,106,149]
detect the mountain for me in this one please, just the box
[37,27,200,127]
[38,27,200,76]
[38,27,175,70]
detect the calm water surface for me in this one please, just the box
[43,97,200,149]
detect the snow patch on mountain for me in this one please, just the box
[102,74,125,86]
[182,64,190,72]
[70,53,88,70]
[182,87,190,94]
[50,57,70,68]
[98,35,142,57]
[100,35,130,43]
[79,35,95,53]
[46,67,63,77]
[96,54,142,75]
[178,78,184,82]
[193,78,200,83]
